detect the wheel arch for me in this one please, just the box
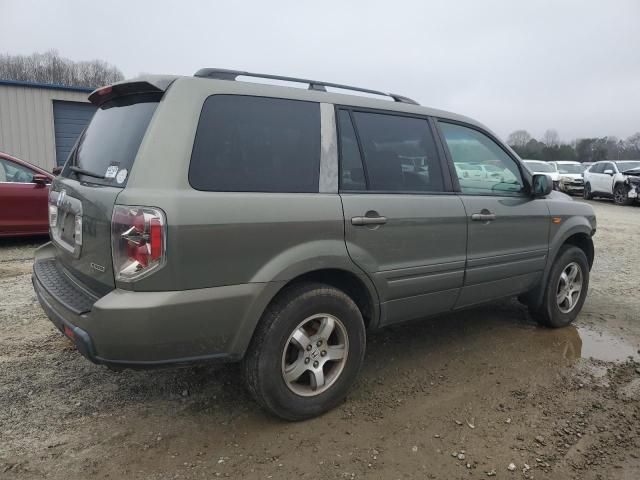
[613,180,628,191]
[230,266,380,358]
[524,224,595,311]
[562,232,594,269]
[277,269,379,330]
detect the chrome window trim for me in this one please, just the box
[319,102,339,193]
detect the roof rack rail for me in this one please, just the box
[193,68,419,105]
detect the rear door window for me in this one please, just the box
[346,111,444,192]
[189,95,320,193]
[62,96,159,187]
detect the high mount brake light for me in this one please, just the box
[111,205,166,281]
[97,85,112,96]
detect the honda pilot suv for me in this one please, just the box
[33,69,597,420]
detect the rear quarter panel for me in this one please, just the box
[117,78,358,292]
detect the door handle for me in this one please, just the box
[351,215,387,226]
[471,212,496,222]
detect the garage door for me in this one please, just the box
[53,101,97,166]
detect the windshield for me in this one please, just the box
[617,161,640,171]
[524,161,554,173]
[62,96,159,186]
[557,164,584,174]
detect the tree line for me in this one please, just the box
[507,129,640,163]
[0,50,124,89]
[2,50,638,164]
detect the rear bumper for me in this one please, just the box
[32,243,277,368]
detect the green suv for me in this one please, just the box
[33,69,596,420]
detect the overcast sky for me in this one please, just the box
[1,0,638,141]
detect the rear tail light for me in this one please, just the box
[111,205,166,281]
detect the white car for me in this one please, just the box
[523,160,560,189]
[583,160,640,205]
[550,161,585,195]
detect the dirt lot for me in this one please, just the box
[1,199,639,480]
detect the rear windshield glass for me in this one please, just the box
[62,96,159,186]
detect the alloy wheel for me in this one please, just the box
[556,262,583,314]
[281,314,349,397]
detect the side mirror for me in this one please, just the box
[32,174,50,186]
[52,166,63,176]
[603,169,614,175]
[531,174,552,198]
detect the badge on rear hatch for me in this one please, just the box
[90,262,105,273]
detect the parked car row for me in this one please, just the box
[523,160,585,195]
[522,158,640,206]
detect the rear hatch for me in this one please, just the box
[49,82,164,295]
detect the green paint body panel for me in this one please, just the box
[32,74,596,367]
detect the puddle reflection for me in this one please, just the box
[575,326,639,362]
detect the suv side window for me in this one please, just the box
[348,111,444,192]
[189,95,320,193]
[439,122,524,196]
[590,162,603,174]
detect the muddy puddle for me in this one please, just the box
[575,326,639,362]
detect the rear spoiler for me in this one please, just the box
[88,76,176,107]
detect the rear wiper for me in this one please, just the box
[69,166,105,179]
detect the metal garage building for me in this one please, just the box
[0,80,96,172]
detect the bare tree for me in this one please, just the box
[0,50,124,88]
[542,129,560,147]
[626,132,640,151]
[507,130,532,148]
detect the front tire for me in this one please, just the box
[613,184,633,205]
[243,283,366,421]
[583,183,593,200]
[531,245,589,328]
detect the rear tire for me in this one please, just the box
[583,183,593,200]
[613,184,633,205]
[530,245,589,328]
[242,282,366,421]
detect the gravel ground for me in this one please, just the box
[1,199,639,479]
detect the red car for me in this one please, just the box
[0,152,54,237]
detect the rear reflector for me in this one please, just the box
[63,325,75,340]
